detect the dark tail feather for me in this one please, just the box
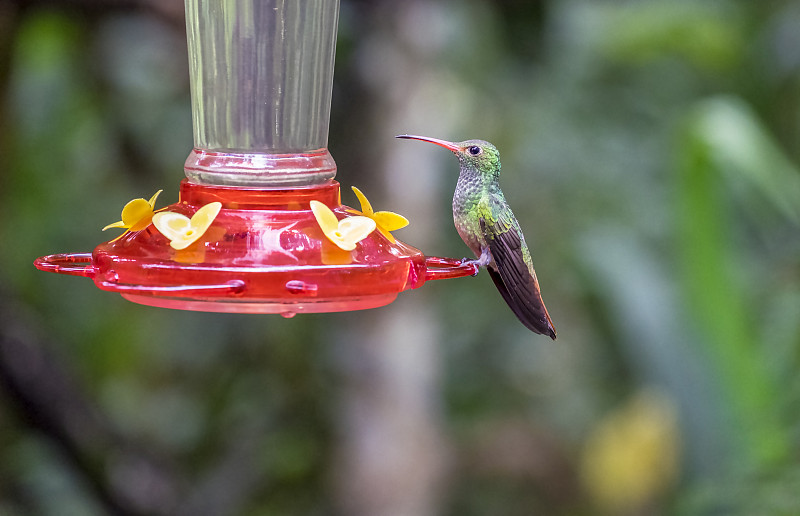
[487,266,557,339]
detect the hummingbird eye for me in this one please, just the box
[467,145,482,156]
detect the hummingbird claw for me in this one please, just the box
[460,257,481,276]
[460,248,491,276]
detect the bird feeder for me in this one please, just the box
[34,0,476,315]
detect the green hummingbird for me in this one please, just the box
[397,135,556,339]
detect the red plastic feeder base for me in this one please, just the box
[35,181,477,315]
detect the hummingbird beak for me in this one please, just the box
[396,134,461,153]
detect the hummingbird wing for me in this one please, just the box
[480,217,557,339]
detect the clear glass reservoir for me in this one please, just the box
[184,0,340,186]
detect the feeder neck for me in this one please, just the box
[183,148,337,187]
[178,178,340,209]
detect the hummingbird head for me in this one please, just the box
[396,135,501,179]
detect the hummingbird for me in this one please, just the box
[397,135,556,339]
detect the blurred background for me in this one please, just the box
[2,0,800,514]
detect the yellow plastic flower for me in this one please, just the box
[102,189,163,238]
[152,202,222,250]
[310,200,376,251]
[350,186,409,243]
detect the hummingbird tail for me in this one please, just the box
[487,266,557,339]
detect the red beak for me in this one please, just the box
[396,134,461,153]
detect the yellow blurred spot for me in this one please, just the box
[581,390,680,514]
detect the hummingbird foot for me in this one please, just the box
[461,247,492,276]
[459,257,480,276]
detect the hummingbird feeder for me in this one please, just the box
[34,0,477,315]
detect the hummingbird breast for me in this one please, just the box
[452,176,490,258]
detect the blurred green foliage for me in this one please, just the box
[2,1,800,515]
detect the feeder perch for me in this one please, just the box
[34,0,476,314]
